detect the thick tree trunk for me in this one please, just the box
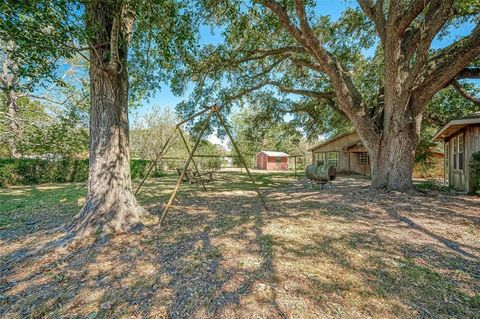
[363,112,420,191]
[68,1,146,237]
[6,90,20,158]
[369,132,417,191]
[363,34,420,191]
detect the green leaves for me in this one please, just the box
[0,0,82,89]
[128,0,201,101]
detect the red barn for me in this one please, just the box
[255,151,289,171]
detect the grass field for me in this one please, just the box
[0,171,297,232]
[1,172,479,318]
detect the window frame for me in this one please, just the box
[452,133,464,171]
[358,152,369,165]
[453,136,458,170]
[458,133,464,170]
[327,152,339,167]
[315,152,326,165]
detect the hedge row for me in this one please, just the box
[0,158,162,187]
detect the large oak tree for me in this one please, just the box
[1,0,197,237]
[180,0,480,191]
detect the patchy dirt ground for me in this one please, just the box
[1,174,479,318]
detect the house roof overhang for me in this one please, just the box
[344,140,365,151]
[432,116,480,142]
[308,132,356,151]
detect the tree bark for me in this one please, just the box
[2,45,21,158]
[348,104,420,191]
[6,90,20,158]
[68,1,146,237]
[369,119,419,190]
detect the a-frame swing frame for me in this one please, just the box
[134,105,267,225]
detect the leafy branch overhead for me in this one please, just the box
[180,0,479,131]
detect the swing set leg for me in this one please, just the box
[159,111,213,226]
[158,105,268,226]
[215,107,267,210]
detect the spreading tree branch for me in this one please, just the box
[266,80,334,101]
[357,0,386,44]
[224,79,334,103]
[262,0,367,114]
[288,56,324,73]
[261,0,380,148]
[395,0,432,36]
[450,80,480,107]
[457,67,480,80]
[405,0,454,84]
[411,22,480,112]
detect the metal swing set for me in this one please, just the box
[134,105,267,225]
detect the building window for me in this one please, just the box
[275,157,282,163]
[453,134,464,171]
[315,152,325,165]
[327,152,338,167]
[358,152,369,165]
[458,134,464,170]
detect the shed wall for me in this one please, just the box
[311,133,370,175]
[445,124,480,193]
[256,153,289,170]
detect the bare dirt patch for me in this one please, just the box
[1,175,479,318]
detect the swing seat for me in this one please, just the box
[176,168,213,184]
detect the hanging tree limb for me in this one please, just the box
[411,22,480,113]
[456,67,480,80]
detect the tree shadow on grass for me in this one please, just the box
[266,222,479,317]
[1,191,287,318]
[1,175,479,318]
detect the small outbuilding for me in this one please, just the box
[255,151,289,171]
[433,112,480,193]
[309,132,371,176]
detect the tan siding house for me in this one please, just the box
[433,113,480,193]
[308,132,371,176]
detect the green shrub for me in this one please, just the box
[130,159,151,179]
[0,158,162,187]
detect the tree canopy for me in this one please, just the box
[174,0,479,190]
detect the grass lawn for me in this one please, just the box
[1,172,479,318]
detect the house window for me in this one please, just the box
[458,134,464,170]
[327,152,339,167]
[358,152,369,165]
[453,134,464,171]
[275,157,282,163]
[315,152,325,165]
